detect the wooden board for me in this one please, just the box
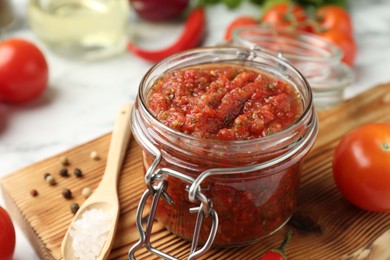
[1,83,390,260]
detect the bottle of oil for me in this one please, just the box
[0,0,14,31]
[28,0,130,60]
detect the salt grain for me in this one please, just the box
[90,150,100,160]
[69,208,112,260]
[81,187,92,198]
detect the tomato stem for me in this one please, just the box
[278,230,293,252]
[381,142,390,152]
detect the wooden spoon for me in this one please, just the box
[61,103,133,260]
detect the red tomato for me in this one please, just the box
[261,250,286,260]
[332,123,390,212]
[318,29,356,66]
[0,38,48,103]
[0,206,16,260]
[261,3,307,30]
[316,5,353,36]
[224,16,258,41]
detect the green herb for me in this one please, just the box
[269,83,277,90]
[224,115,230,124]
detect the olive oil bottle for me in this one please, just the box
[28,0,130,60]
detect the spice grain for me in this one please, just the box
[45,175,56,185]
[60,156,70,166]
[30,189,38,197]
[90,150,100,160]
[59,168,69,177]
[73,168,83,178]
[82,187,92,198]
[70,203,80,214]
[43,173,51,180]
[62,188,72,199]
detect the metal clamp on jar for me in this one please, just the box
[128,47,318,259]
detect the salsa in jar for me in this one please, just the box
[131,47,318,248]
[147,64,303,140]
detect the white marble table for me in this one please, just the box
[1,0,390,259]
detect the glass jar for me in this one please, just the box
[231,26,355,110]
[28,0,129,60]
[130,47,318,257]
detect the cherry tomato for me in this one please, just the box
[260,230,292,260]
[332,123,390,212]
[261,3,307,30]
[0,38,48,104]
[313,5,356,66]
[316,5,353,35]
[224,16,259,41]
[0,206,16,260]
[261,250,286,260]
[318,29,356,67]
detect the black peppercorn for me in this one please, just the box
[59,168,69,177]
[62,188,72,199]
[70,203,79,214]
[73,168,83,177]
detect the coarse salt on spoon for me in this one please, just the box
[61,103,133,260]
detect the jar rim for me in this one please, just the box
[137,46,314,147]
[232,25,343,64]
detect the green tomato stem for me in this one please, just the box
[381,143,390,152]
[279,230,293,252]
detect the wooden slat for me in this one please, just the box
[1,83,390,259]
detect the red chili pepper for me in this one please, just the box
[128,7,206,63]
[261,230,292,260]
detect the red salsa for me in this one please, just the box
[144,64,304,246]
[147,64,302,140]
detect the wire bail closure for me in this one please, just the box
[128,145,219,260]
[128,95,318,259]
